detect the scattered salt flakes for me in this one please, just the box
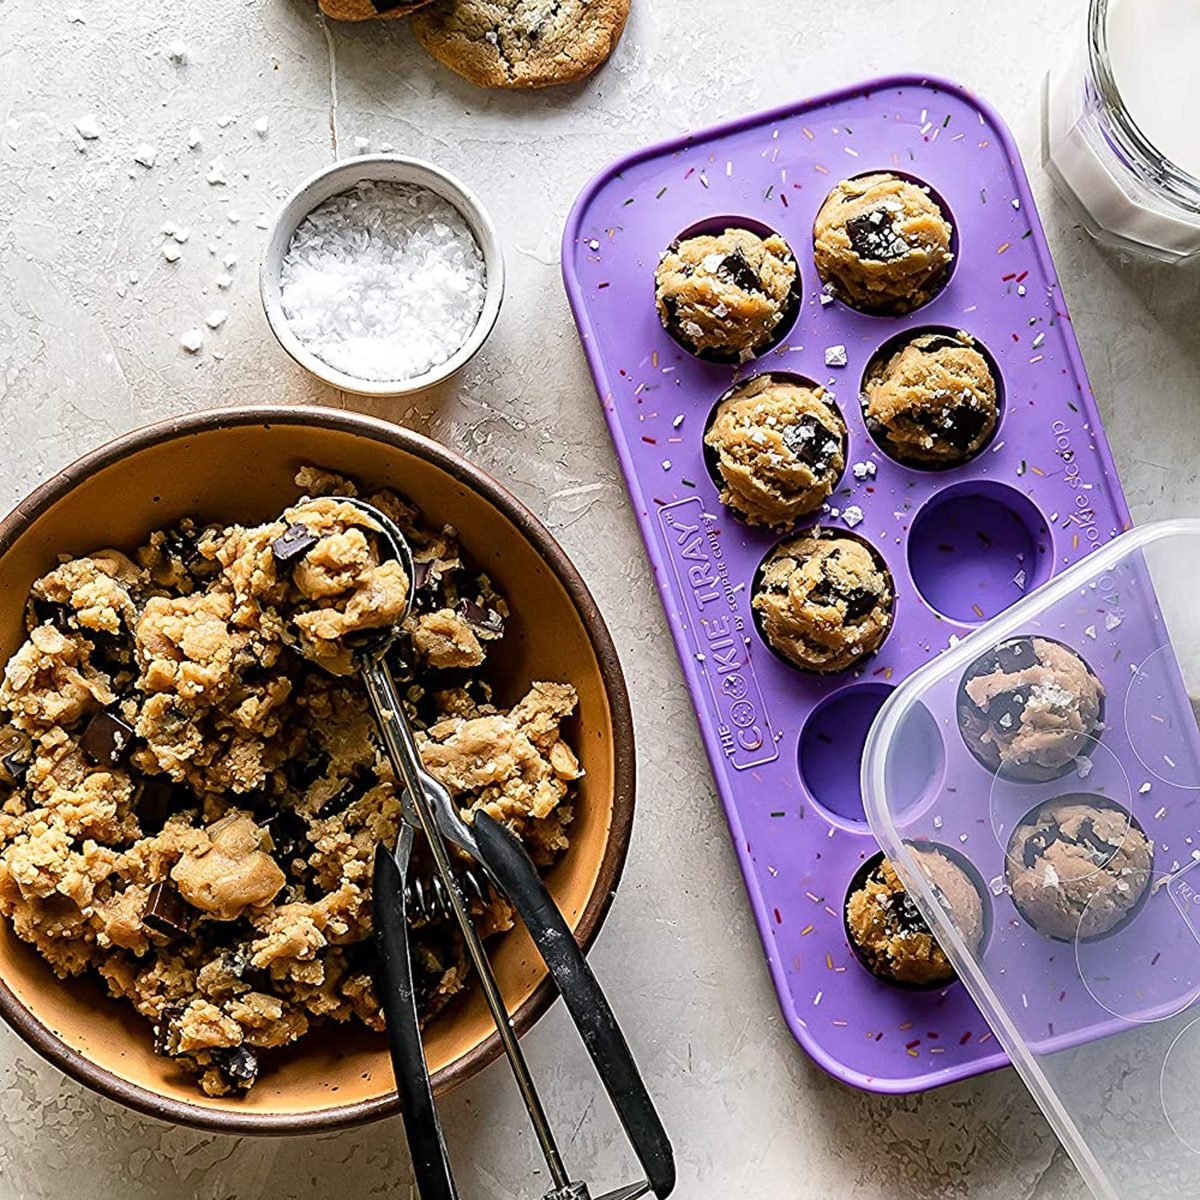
[587,239,600,251]
[171,227,190,244]
[74,114,101,140]
[180,329,204,354]
[254,116,270,138]
[824,344,848,368]
[1017,284,1027,297]
[1156,806,1168,820]
[212,349,226,361]
[828,506,840,518]
[959,833,968,843]
[989,875,1005,896]
[1139,782,1153,794]
[215,273,233,290]
[379,142,395,152]
[1083,624,1097,639]
[216,114,235,129]
[933,815,943,829]
[227,211,242,224]
[661,460,672,471]
[115,283,127,298]
[129,270,140,285]
[133,143,158,168]
[819,282,836,306]
[205,309,228,330]
[166,39,189,64]
[223,252,238,269]
[255,216,270,230]
[852,461,877,480]
[1011,197,1021,209]
[353,135,370,152]
[1013,569,1026,589]
[66,7,85,22]
[1075,755,1094,779]
[672,413,685,429]
[842,505,864,529]
[1105,611,1123,631]
[206,156,229,186]
[187,127,202,149]
[162,244,182,263]
[1031,331,1046,350]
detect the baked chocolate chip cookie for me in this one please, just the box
[412,0,631,89]
[319,0,431,20]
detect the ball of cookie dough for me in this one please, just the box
[958,637,1105,781]
[753,533,892,673]
[412,0,630,89]
[655,228,799,360]
[814,173,954,314]
[1007,799,1153,941]
[864,331,998,465]
[704,376,845,528]
[846,850,983,986]
[319,0,430,19]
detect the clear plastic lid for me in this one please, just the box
[863,520,1200,1200]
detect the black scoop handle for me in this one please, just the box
[373,845,458,1200]
[472,813,676,1198]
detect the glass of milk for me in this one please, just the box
[1044,0,1200,262]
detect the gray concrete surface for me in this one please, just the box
[1,0,1197,1195]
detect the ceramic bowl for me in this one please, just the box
[260,155,505,398]
[0,406,632,1134]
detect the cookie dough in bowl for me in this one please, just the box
[704,375,845,528]
[0,407,635,1135]
[845,849,984,988]
[1006,797,1153,942]
[863,330,999,466]
[752,532,893,673]
[655,226,800,361]
[814,173,954,314]
[957,636,1105,781]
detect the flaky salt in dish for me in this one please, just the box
[280,181,487,383]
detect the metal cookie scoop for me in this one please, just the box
[317,497,674,1200]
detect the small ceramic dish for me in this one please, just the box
[0,406,632,1135]
[261,156,505,398]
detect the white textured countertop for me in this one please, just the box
[2,1,1198,1196]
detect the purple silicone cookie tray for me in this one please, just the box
[561,75,1131,1093]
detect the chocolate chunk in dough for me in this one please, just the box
[80,708,135,766]
[135,777,179,833]
[271,523,319,567]
[456,598,505,637]
[142,880,189,940]
[213,1044,259,1090]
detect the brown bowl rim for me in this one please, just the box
[0,404,636,1136]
